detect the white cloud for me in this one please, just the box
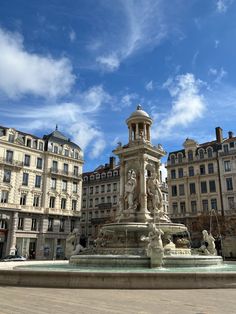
[216,0,234,13]
[96,0,167,71]
[145,80,154,91]
[153,73,206,138]
[111,92,138,111]
[208,67,227,83]
[0,27,75,99]
[96,54,120,72]
[1,85,111,158]
[69,29,76,42]
[90,138,106,158]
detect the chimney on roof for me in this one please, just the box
[228,131,234,139]
[109,156,116,169]
[215,127,223,143]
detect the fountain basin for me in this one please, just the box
[103,222,187,235]
[70,254,223,268]
[0,261,236,289]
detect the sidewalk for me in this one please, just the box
[0,287,235,314]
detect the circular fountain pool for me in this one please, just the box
[0,260,236,290]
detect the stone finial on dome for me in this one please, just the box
[137,104,142,110]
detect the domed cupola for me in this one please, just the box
[126,105,153,143]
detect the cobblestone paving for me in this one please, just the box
[0,287,236,314]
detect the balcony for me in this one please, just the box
[0,158,23,169]
[48,168,82,179]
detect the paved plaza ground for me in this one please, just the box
[0,287,236,314]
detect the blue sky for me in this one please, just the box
[0,0,236,172]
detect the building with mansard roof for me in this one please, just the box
[167,127,236,257]
[0,125,83,259]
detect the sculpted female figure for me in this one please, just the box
[147,173,163,211]
[124,170,137,211]
[147,173,171,222]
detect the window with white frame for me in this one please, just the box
[72,199,77,210]
[224,160,231,172]
[20,193,27,205]
[3,169,11,183]
[0,191,8,203]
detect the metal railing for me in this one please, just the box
[48,168,82,179]
[0,157,23,168]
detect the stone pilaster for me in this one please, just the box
[9,211,18,255]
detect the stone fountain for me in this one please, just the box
[70,105,222,268]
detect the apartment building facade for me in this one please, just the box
[167,127,236,254]
[81,157,169,246]
[0,126,83,259]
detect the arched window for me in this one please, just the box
[199,149,204,159]
[170,155,175,165]
[177,153,183,163]
[207,147,213,158]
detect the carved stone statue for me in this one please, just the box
[141,223,164,267]
[94,229,107,248]
[124,169,137,211]
[199,230,217,255]
[65,228,85,258]
[147,173,170,222]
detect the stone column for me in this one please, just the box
[129,126,132,142]
[8,211,18,255]
[144,123,147,140]
[36,215,45,260]
[135,123,139,140]
[147,125,150,141]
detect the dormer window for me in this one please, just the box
[84,176,88,181]
[39,142,44,151]
[26,139,31,147]
[8,134,15,143]
[54,146,58,154]
[113,170,118,176]
[177,153,183,163]
[96,174,100,179]
[90,175,94,180]
[170,155,175,165]
[33,140,37,149]
[199,149,204,159]
[101,173,106,179]
[107,171,112,177]
[223,144,229,153]
[207,147,213,158]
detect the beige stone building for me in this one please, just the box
[167,127,236,254]
[81,157,168,247]
[80,157,120,246]
[0,126,83,259]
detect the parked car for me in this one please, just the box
[1,255,27,262]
